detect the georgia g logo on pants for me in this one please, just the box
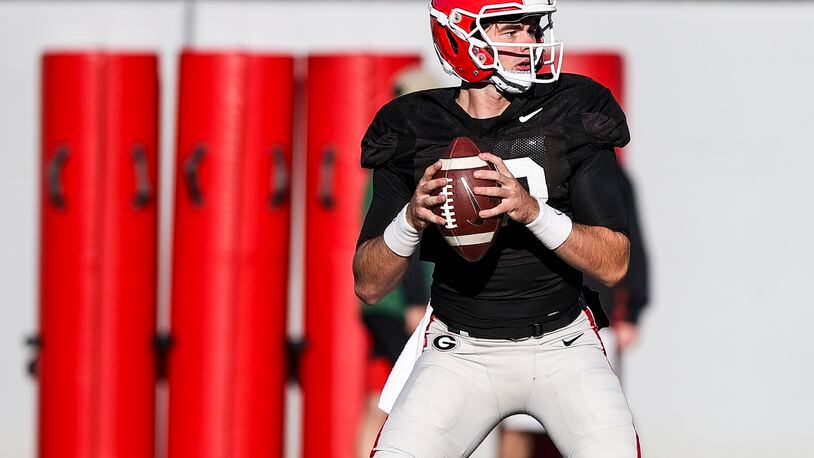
[433,335,458,351]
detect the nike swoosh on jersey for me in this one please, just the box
[519,107,544,123]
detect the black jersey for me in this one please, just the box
[357,74,630,328]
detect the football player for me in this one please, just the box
[353,0,641,456]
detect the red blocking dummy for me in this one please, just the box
[563,51,625,107]
[39,52,159,458]
[371,54,422,112]
[562,52,627,163]
[168,51,293,458]
[302,53,420,458]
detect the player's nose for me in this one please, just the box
[515,33,535,51]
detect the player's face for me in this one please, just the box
[483,18,540,73]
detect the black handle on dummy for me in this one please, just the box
[153,332,174,381]
[317,146,336,210]
[24,334,41,379]
[45,145,69,210]
[286,337,307,384]
[183,144,206,207]
[268,145,289,209]
[130,144,153,209]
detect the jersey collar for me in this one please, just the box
[445,87,530,136]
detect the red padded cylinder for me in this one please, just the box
[371,54,423,112]
[39,52,159,458]
[302,53,420,458]
[168,51,293,458]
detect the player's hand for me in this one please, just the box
[407,161,448,231]
[472,152,540,225]
[613,321,639,352]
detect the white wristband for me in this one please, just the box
[525,198,573,250]
[383,204,421,257]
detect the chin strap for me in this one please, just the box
[491,72,534,95]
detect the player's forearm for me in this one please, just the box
[554,224,630,288]
[353,237,411,305]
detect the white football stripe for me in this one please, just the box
[444,232,495,247]
[440,157,487,171]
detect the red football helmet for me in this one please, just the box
[429,0,563,94]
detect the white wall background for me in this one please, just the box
[2,1,813,457]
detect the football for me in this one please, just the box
[431,137,501,262]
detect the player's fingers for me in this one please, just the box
[421,194,447,207]
[479,152,513,177]
[479,203,508,219]
[422,160,443,180]
[472,169,506,184]
[417,207,445,226]
[422,177,450,193]
[431,194,448,206]
[472,186,510,198]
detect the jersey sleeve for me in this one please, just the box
[582,86,629,148]
[568,145,629,236]
[558,75,630,151]
[356,165,413,249]
[357,97,418,249]
[360,97,412,170]
[361,116,399,169]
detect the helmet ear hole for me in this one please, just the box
[445,29,460,55]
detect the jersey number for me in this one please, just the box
[503,157,549,202]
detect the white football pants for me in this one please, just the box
[372,310,640,457]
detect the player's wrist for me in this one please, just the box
[519,195,541,225]
[404,202,423,231]
[525,198,572,250]
[383,204,421,257]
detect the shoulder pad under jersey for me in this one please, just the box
[554,74,630,149]
[360,88,454,169]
